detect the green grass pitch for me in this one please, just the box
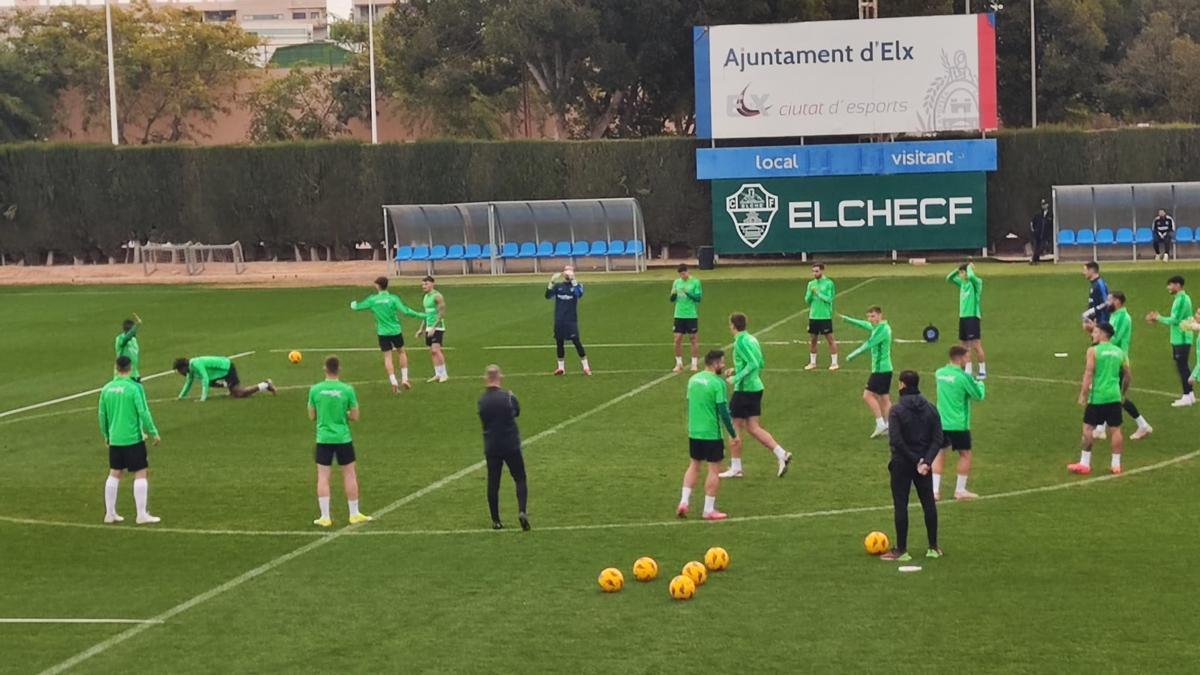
[3,262,1200,673]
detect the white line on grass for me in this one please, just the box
[37,279,879,673]
[0,351,255,420]
[0,618,164,625]
[266,347,453,353]
[484,337,925,350]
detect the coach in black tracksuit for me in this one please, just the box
[1030,199,1054,264]
[883,370,943,560]
[1153,209,1176,260]
[478,365,530,531]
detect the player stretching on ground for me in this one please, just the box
[115,314,142,382]
[1082,262,1110,330]
[947,262,986,378]
[352,276,424,393]
[720,312,792,478]
[547,265,591,375]
[933,346,985,501]
[100,356,161,524]
[805,263,838,371]
[671,263,702,372]
[309,356,371,527]
[1146,275,1194,407]
[1069,323,1128,475]
[1099,292,1152,439]
[478,365,530,530]
[678,350,737,521]
[843,306,894,438]
[174,356,275,401]
[418,276,449,383]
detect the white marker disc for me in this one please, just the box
[898,566,923,573]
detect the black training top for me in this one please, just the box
[478,386,522,455]
[546,281,583,325]
[887,388,944,466]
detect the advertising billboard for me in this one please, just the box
[695,13,998,139]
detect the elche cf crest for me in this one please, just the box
[726,183,778,248]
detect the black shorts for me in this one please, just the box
[729,390,763,419]
[109,441,148,472]
[315,442,357,467]
[1084,403,1123,428]
[865,372,893,396]
[688,438,725,463]
[943,430,972,452]
[808,318,834,335]
[673,318,699,335]
[425,330,445,347]
[378,333,404,352]
[554,322,579,341]
[210,364,240,390]
[959,317,982,341]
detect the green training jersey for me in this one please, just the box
[1157,291,1194,346]
[423,291,446,331]
[99,375,158,446]
[687,370,728,441]
[731,331,765,393]
[844,316,893,373]
[178,356,232,401]
[935,364,985,431]
[671,277,702,319]
[114,324,140,379]
[1089,342,1125,405]
[1192,332,1200,382]
[353,291,422,336]
[1110,307,1132,363]
[805,277,835,320]
[947,267,982,318]
[308,379,358,444]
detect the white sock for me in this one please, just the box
[932,473,942,494]
[1111,454,1122,470]
[557,359,565,370]
[318,496,331,520]
[875,417,886,428]
[676,356,683,366]
[133,478,148,518]
[809,353,818,365]
[965,362,973,375]
[703,495,717,515]
[580,357,590,370]
[348,499,361,517]
[257,381,268,392]
[401,367,409,382]
[730,457,743,472]
[1137,415,1150,429]
[690,356,698,369]
[978,362,987,374]
[680,486,692,506]
[831,354,839,366]
[772,446,787,461]
[104,476,120,517]
[956,474,968,492]
[1079,450,1092,467]
[436,365,447,378]
[388,373,399,386]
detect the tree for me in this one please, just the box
[0,45,55,142]
[246,68,367,142]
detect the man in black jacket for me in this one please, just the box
[477,365,530,531]
[1153,209,1175,261]
[882,370,943,561]
[1030,198,1053,264]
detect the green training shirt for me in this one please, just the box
[1157,291,1194,346]
[1089,342,1125,405]
[99,375,158,446]
[671,277,702,319]
[423,291,446,331]
[947,266,982,318]
[844,316,893,373]
[178,356,232,401]
[935,364,985,431]
[731,331,765,393]
[1110,307,1132,363]
[308,379,358,444]
[687,370,730,441]
[114,324,140,379]
[353,291,422,336]
[805,277,835,320]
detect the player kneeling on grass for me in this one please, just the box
[309,356,371,527]
[842,306,894,438]
[351,276,425,393]
[546,265,591,375]
[719,312,792,479]
[174,356,274,401]
[478,365,530,531]
[1069,323,1128,476]
[678,350,737,521]
[100,356,161,524]
[933,346,986,501]
[882,370,943,562]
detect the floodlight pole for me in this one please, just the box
[105,0,119,145]
[1030,1,1038,128]
[368,0,379,145]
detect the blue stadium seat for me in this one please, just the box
[429,245,448,261]
[553,241,573,257]
[517,242,537,258]
[608,240,626,256]
[464,243,482,260]
[480,243,493,259]
[590,240,609,256]
[1115,228,1134,245]
[395,245,414,262]
[501,242,519,258]
[1096,229,1115,245]
[1076,229,1096,246]
[1178,226,1195,243]
[625,240,645,256]
[1136,227,1153,244]
[572,241,590,257]
[411,246,431,261]
[1058,230,1076,246]
[537,241,554,257]
[446,244,466,260]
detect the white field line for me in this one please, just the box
[0,352,255,420]
[484,337,925,350]
[37,279,878,673]
[0,618,164,625]
[267,347,453,353]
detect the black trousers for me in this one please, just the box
[1173,344,1193,395]
[486,450,528,523]
[1153,233,1174,255]
[1031,232,1048,262]
[555,335,586,359]
[889,458,938,552]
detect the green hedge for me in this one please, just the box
[2,129,1200,261]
